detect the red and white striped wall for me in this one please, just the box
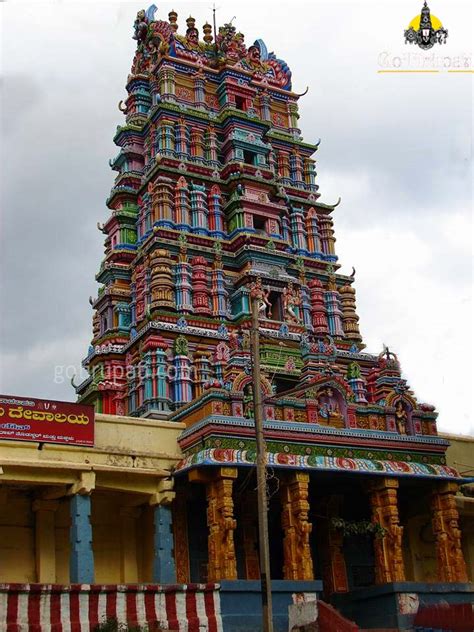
[0,583,223,632]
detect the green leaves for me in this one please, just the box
[331,517,387,539]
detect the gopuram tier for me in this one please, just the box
[76,5,468,591]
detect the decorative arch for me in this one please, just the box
[233,370,273,396]
[386,390,417,409]
[302,374,352,401]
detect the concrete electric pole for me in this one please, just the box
[250,284,274,632]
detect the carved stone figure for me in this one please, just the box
[431,483,468,582]
[283,282,301,323]
[206,469,238,581]
[133,9,149,43]
[369,478,406,584]
[250,277,271,319]
[281,472,314,581]
[395,400,408,435]
[216,23,246,63]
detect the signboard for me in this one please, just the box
[0,395,94,447]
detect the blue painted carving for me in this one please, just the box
[153,505,176,583]
[69,494,94,583]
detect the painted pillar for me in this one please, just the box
[281,212,291,244]
[211,268,228,318]
[290,207,308,253]
[120,507,140,583]
[304,158,317,188]
[288,101,300,134]
[173,491,190,583]
[194,74,206,107]
[431,482,468,582]
[206,126,219,165]
[190,128,205,160]
[339,283,362,343]
[159,120,175,154]
[190,183,208,233]
[208,185,224,234]
[175,119,189,157]
[175,259,193,313]
[69,494,94,583]
[152,505,177,583]
[155,346,170,410]
[369,478,405,584]
[194,351,212,397]
[33,500,58,583]
[206,467,238,581]
[172,335,193,406]
[159,65,176,102]
[211,246,228,319]
[277,151,291,182]
[319,215,336,258]
[289,152,303,184]
[152,176,174,224]
[191,256,211,315]
[306,208,322,255]
[260,92,271,121]
[149,248,174,309]
[308,278,329,335]
[325,291,344,337]
[280,472,314,581]
[325,272,345,337]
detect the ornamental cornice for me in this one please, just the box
[177,415,450,447]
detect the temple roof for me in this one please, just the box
[131,5,293,90]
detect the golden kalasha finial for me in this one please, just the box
[168,9,178,31]
[203,22,213,44]
[186,15,196,30]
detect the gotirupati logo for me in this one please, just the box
[404,1,448,50]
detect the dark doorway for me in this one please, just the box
[187,486,209,582]
[268,291,282,321]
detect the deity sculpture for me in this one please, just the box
[216,22,246,63]
[181,16,203,52]
[283,282,301,323]
[250,277,272,319]
[395,400,408,435]
[243,383,254,419]
[241,44,268,73]
[317,387,343,424]
[133,9,149,43]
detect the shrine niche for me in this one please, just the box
[386,391,417,435]
[315,385,346,428]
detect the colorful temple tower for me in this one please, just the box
[75,6,470,627]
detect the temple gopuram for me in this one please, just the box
[70,4,473,630]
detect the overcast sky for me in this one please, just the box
[0,1,472,435]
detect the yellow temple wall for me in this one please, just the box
[0,413,184,583]
[403,433,474,583]
[0,489,36,582]
[441,433,474,581]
